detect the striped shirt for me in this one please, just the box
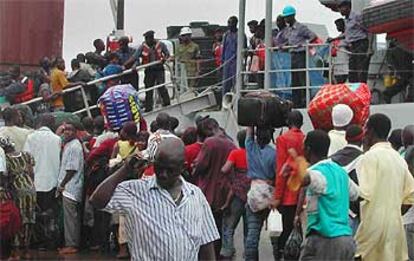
[142,129,179,162]
[58,139,84,202]
[104,176,220,261]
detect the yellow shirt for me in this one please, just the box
[356,142,414,261]
[50,68,69,108]
[118,140,136,159]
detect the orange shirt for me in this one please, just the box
[50,68,68,108]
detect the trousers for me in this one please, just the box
[277,205,297,255]
[144,69,170,112]
[291,52,306,108]
[62,196,81,248]
[348,39,371,83]
[300,233,355,261]
[220,196,247,257]
[245,206,277,261]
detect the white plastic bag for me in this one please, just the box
[247,180,274,212]
[268,210,283,237]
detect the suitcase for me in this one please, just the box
[238,91,292,128]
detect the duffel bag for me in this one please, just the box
[238,91,292,128]
[308,83,371,131]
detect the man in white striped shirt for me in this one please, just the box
[91,138,219,260]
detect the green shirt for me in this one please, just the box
[306,159,358,237]
[176,41,200,75]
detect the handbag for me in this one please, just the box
[247,180,274,212]
[0,198,22,240]
[267,209,283,237]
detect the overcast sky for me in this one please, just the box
[63,0,342,63]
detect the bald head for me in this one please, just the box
[402,125,414,148]
[154,138,185,189]
[155,138,185,163]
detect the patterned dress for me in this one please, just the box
[6,152,36,225]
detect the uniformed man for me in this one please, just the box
[176,27,201,90]
[339,0,372,83]
[282,5,317,108]
[125,30,170,112]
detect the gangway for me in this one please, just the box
[19,60,218,123]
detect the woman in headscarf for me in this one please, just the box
[0,137,36,259]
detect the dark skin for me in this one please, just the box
[53,59,85,97]
[94,39,105,54]
[327,22,346,43]
[228,17,238,33]
[90,139,216,260]
[339,4,351,18]
[57,124,77,195]
[402,125,414,149]
[284,15,295,27]
[276,16,286,31]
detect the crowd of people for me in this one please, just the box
[0,1,413,260]
[0,97,413,261]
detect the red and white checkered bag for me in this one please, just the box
[308,83,371,131]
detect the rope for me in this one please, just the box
[174,55,236,80]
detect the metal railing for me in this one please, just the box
[20,60,176,117]
[238,43,332,107]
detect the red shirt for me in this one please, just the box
[227,148,247,169]
[87,137,118,164]
[275,128,305,206]
[184,142,202,174]
[193,134,236,210]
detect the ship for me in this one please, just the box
[0,0,412,138]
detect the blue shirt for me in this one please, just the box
[287,22,317,52]
[245,136,276,181]
[344,11,368,43]
[116,47,136,64]
[104,176,220,261]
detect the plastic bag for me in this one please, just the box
[284,227,303,260]
[267,210,283,237]
[247,180,274,212]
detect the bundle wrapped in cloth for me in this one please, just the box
[308,83,371,131]
[98,84,143,131]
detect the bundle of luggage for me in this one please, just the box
[237,91,292,128]
[308,83,371,130]
[98,84,143,131]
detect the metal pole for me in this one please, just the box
[235,0,246,99]
[80,86,92,118]
[116,0,125,30]
[264,0,272,90]
[305,44,310,107]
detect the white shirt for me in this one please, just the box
[0,147,6,173]
[58,139,84,202]
[328,129,347,156]
[143,129,179,162]
[23,127,61,192]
